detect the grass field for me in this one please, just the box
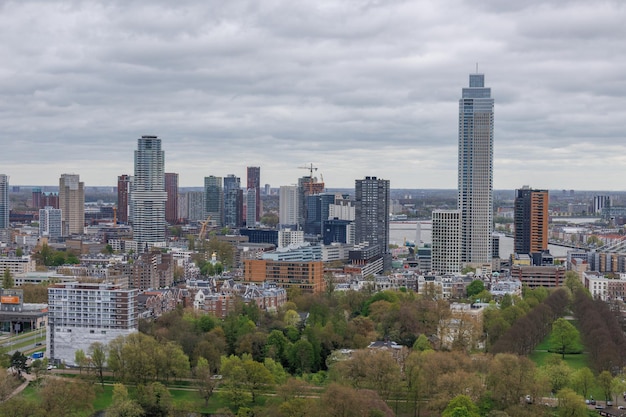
[530,321,609,401]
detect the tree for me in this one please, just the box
[75,349,87,374]
[135,382,172,417]
[597,371,613,401]
[442,395,480,417]
[10,351,28,374]
[571,367,594,400]
[195,357,218,407]
[413,334,433,351]
[2,268,13,289]
[466,280,485,299]
[549,318,581,358]
[556,388,587,417]
[39,378,95,417]
[88,342,107,387]
[107,384,144,417]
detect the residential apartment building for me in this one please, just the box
[59,174,85,236]
[244,259,325,294]
[39,206,62,240]
[165,173,179,224]
[47,282,137,366]
[355,176,390,271]
[514,186,549,254]
[431,209,461,274]
[131,136,167,250]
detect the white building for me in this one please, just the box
[432,210,461,274]
[47,282,137,366]
[39,206,62,240]
[278,229,304,248]
[279,185,299,227]
[131,136,167,251]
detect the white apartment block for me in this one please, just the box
[432,210,461,274]
[47,282,137,366]
[279,186,299,226]
[277,229,304,248]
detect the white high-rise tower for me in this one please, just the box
[131,136,167,251]
[458,73,494,265]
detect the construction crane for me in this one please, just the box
[298,163,322,194]
[198,215,212,240]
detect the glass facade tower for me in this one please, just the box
[458,73,494,265]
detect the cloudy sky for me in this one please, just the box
[1,0,625,190]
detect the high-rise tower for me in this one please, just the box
[514,186,549,254]
[204,176,223,227]
[165,173,179,224]
[131,135,167,250]
[355,176,390,270]
[117,174,132,224]
[224,175,243,228]
[59,174,85,236]
[0,175,8,242]
[458,73,494,265]
[247,167,261,222]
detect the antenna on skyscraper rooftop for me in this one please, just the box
[476,62,479,73]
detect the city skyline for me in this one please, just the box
[1,1,626,190]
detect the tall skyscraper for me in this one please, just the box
[279,185,299,227]
[246,188,257,227]
[131,135,167,250]
[117,174,132,224]
[355,176,390,270]
[165,173,179,224]
[247,167,261,222]
[0,175,8,242]
[514,186,549,254]
[204,176,223,227]
[431,210,461,274]
[224,175,243,228]
[458,73,494,265]
[59,174,85,236]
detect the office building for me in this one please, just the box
[47,282,137,366]
[224,175,243,228]
[355,176,390,271]
[246,188,257,227]
[431,210,461,274]
[204,176,223,227]
[458,73,494,265]
[131,136,167,250]
[39,206,62,240]
[514,186,549,255]
[117,175,132,224]
[297,176,325,229]
[187,191,205,222]
[247,167,261,222]
[165,173,179,224]
[59,174,85,236]
[279,185,299,228]
[305,193,336,236]
[0,175,8,241]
